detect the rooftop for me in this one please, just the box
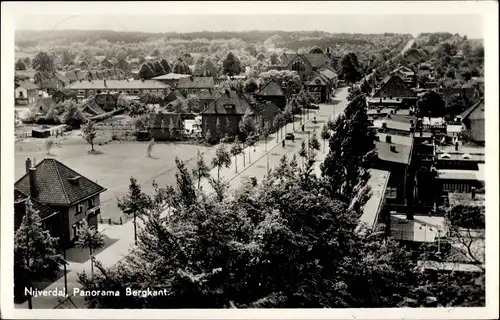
[357,169,390,230]
[177,76,215,89]
[14,189,57,221]
[436,169,484,182]
[391,214,447,242]
[375,139,413,165]
[66,80,170,90]
[201,90,250,115]
[15,158,106,206]
[257,80,285,97]
[15,80,38,90]
[377,133,414,146]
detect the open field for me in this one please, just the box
[15,136,217,221]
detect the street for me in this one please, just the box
[15,87,350,309]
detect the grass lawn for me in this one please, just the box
[15,136,217,221]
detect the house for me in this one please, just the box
[14,158,106,248]
[80,99,106,118]
[254,101,280,132]
[150,112,184,141]
[201,90,251,141]
[152,73,192,86]
[66,79,170,101]
[370,75,418,107]
[177,76,215,95]
[281,53,331,82]
[435,165,484,195]
[196,89,218,110]
[392,66,416,87]
[307,73,332,103]
[33,97,57,115]
[459,99,484,144]
[15,81,38,105]
[52,88,78,104]
[95,92,120,112]
[372,133,415,206]
[319,67,339,87]
[78,61,88,70]
[15,70,36,82]
[256,80,286,109]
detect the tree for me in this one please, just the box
[258,70,301,101]
[308,130,321,155]
[264,34,284,49]
[320,124,331,153]
[298,140,308,168]
[160,59,172,74]
[75,220,105,278]
[138,56,146,64]
[150,49,161,58]
[139,63,155,80]
[45,138,55,155]
[256,52,266,62]
[61,50,73,66]
[146,138,155,157]
[116,50,128,61]
[211,144,232,181]
[205,129,213,144]
[230,143,243,173]
[309,47,324,54]
[215,118,222,142]
[239,110,256,140]
[269,53,279,65]
[168,118,176,141]
[245,44,258,57]
[14,199,65,307]
[117,177,153,245]
[153,61,166,76]
[32,51,54,72]
[174,157,198,208]
[273,112,284,141]
[15,59,26,70]
[222,52,242,76]
[23,56,31,66]
[262,122,271,151]
[81,120,98,152]
[61,99,86,126]
[243,78,258,93]
[192,150,211,190]
[339,53,361,84]
[321,94,376,202]
[173,58,191,74]
[416,91,446,120]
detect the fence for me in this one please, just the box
[97,213,130,226]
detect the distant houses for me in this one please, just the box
[367,74,418,108]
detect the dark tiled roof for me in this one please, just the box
[54,88,77,98]
[197,89,217,100]
[372,75,417,98]
[14,189,57,221]
[460,98,484,120]
[257,81,284,96]
[201,90,250,115]
[81,100,105,116]
[308,73,329,86]
[55,73,70,84]
[15,158,106,206]
[16,80,38,90]
[319,67,338,80]
[302,53,331,68]
[177,76,215,89]
[67,80,170,90]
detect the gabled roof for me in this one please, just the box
[197,89,217,100]
[460,98,484,121]
[16,80,38,90]
[152,73,191,81]
[67,80,170,90]
[15,158,106,206]
[372,75,417,98]
[308,73,329,86]
[14,189,57,221]
[257,80,285,96]
[201,90,250,115]
[319,67,338,80]
[177,76,215,89]
[302,53,331,68]
[81,100,105,116]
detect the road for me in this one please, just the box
[13,87,350,311]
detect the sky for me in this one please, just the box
[16,14,484,39]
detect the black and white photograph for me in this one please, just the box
[1,1,498,319]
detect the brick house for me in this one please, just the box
[14,81,38,105]
[370,75,418,108]
[201,90,251,141]
[66,79,170,101]
[14,158,106,248]
[281,53,331,82]
[459,98,484,144]
[177,76,215,95]
[150,112,184,141]
[256,80,286,109]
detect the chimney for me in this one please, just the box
[25,158,32,173]
[29,167,38,198]
[390,145,397,152]
[385,135,392,143]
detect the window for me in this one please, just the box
[443,183,451,192]
[76,204,84,214]
[19,91,24,97]
[88,197,95,207]
[133,90,140,95]
[89,90,94,94]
